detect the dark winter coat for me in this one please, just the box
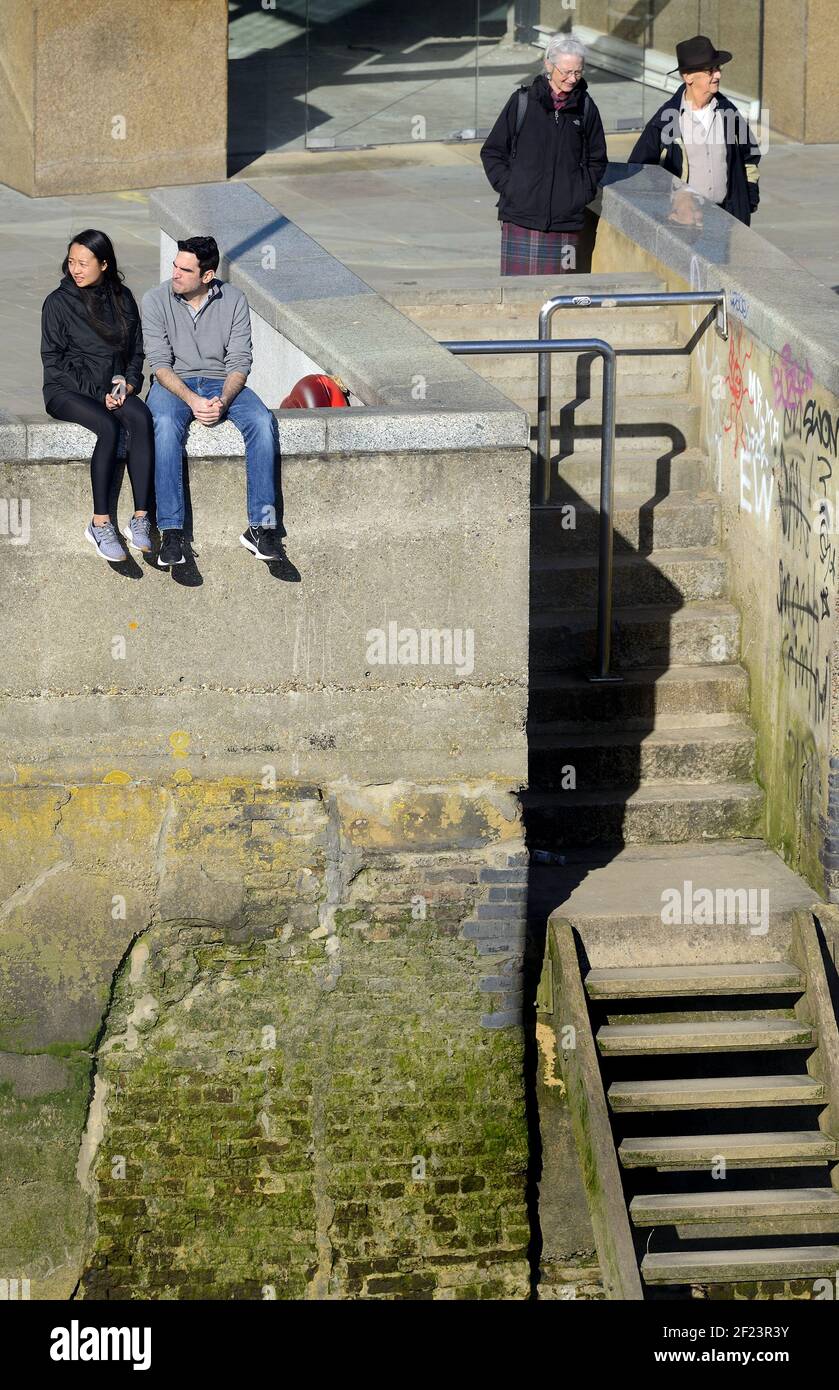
[628,87,760,226]
[41,274,144,408]
[480,74,608,232]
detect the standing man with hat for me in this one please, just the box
[628,35,761,226]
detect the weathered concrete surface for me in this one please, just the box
[591,168,839,897]
[0,447,529,779]
[0,775,529,1299]
[0,0,228,196]
[0,432,530,1295]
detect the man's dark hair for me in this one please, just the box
[177,236,220,275]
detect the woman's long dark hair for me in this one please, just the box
[62,229,129,349]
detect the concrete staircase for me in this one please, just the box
[390,271,765,853]
[583,926,839,1291]
[544,908,839,1297]
[391,273,839,1297]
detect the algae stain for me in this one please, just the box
[535,1020,566,1095]
[169,731,191,760]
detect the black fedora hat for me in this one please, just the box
[670,34,732,75]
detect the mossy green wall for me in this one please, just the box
[0,772,530,1300]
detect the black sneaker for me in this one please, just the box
[158,529,185,567]
[240,524,284,561]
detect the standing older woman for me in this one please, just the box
[480,34,608,275]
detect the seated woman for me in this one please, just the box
[41,229,153,561]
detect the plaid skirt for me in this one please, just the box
[500,221,581,276]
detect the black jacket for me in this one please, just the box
[628,87,760,226]
[41,275,144,408]
[480,74,608,232]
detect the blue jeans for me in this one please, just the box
[148,378,277,531]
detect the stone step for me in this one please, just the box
[610,1074,825,1111]
[632,1188,839,1225]
[532,491,721,554]
[522,780,764,847]
[621,1130,836,1170]
[588,962,804,999]
[599,1019,816,1056]
[530,601,740,671]
[530,665,750,727]
[534,394,701,448]
[550,446,710,490]
[531,547,727,609]
[642,1245,839,1284]
[529,841,817,938]
[384,270,667,308]
[421,308,681,346]
[465,355,692,398]
[528,721,755,789]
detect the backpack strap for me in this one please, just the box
[581,91,592,164]
[511,87,528,160]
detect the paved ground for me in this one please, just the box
[3,132,839,417]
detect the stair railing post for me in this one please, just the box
[593,345,619,683]
[537,300,552,504]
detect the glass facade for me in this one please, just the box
[227,0,764,166]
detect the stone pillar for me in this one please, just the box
[763,0,839,142]
[0,0,228,197]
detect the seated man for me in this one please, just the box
[142,235,283,567]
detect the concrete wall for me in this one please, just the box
[762,0,839,142]
[591,166,839,899]
[0,182,534,1297]
[0,1,35,195]
[0,0,228,196]
[0,438,532,1298]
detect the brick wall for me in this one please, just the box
[65,779,532,1300]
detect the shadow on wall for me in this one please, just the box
[518,351,690,1291]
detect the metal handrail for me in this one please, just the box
[441,290,728,682]
[537,290,728,504]
[440,337,619,681]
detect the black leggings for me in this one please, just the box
[46,389,154,515]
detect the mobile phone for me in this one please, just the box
[111,377,126,402]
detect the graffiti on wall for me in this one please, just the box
[775,393,836,728]
[772,344,814,414]
[694,302,837,875]
[741,368,778,525]
[723,322,753,460]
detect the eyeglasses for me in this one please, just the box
[548,64,583,78]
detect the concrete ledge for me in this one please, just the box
[599,166,839,397]
[0,408,26,457]
[0,446,530,781]
[151,181,521,416]
[11,408,528,462]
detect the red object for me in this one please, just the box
[280,374,350,408]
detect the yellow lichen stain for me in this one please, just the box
[102,771,132,785]
[536,1019,567,1094]
[171,769,193,784]
[128,622,139,631]
[169,731,191,759]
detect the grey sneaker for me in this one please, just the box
[85,519,127,561]
[123,514,152,553]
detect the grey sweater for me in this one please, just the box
[141,278,253,380]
